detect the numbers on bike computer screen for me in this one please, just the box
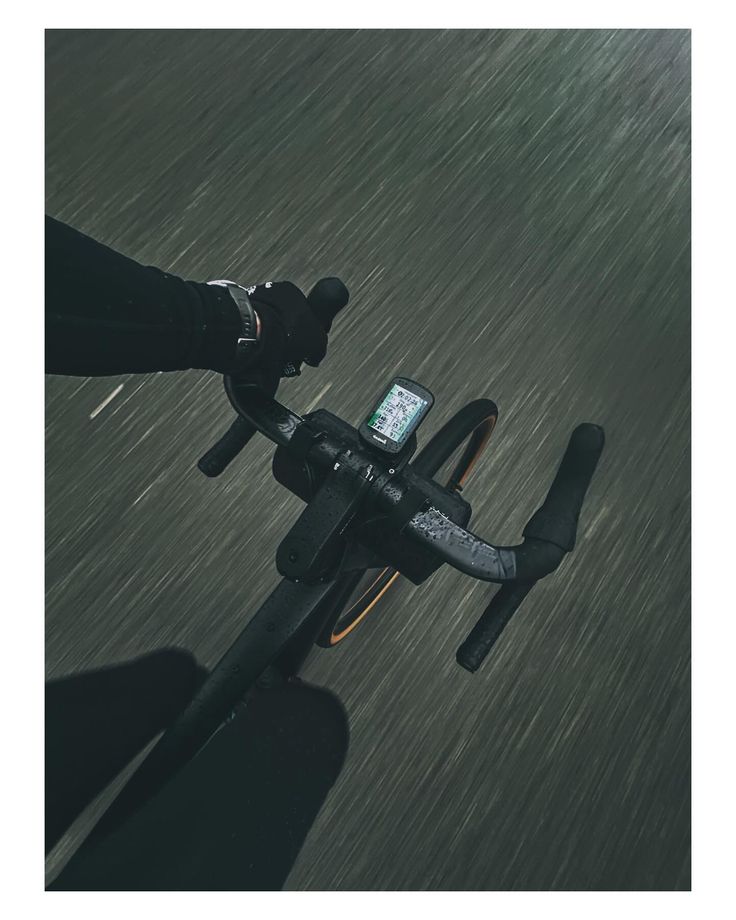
[367,384,427,444]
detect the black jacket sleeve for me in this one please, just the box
[45,216,245,377]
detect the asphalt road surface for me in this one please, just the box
[45,29,691,890]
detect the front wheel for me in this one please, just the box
[316,400,498,648]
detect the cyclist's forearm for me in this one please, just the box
[45,216,243,377]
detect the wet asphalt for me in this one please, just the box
[45,29,690,890]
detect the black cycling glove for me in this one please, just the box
[249,281,328,371]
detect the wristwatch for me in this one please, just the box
[207,279,260,362]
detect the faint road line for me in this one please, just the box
[132,481,156,506]
[89,384,124,420]
[307,382,333,412]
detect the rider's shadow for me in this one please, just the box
[46,650,349,890]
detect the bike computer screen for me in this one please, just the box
[359,377,434,454]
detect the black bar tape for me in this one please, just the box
[457,581,537,673]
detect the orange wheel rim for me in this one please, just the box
[329,568,401,645]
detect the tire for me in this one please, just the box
[316,399,498,648]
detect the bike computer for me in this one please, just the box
[359,377,434,455]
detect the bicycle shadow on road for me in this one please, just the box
[46,649,349,890]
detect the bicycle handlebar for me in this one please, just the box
[198,277,349,477]
[199,288,604,672]
[402,423,605,583]
[456,581,537,672]
[405,423,603,671]
[223,375,604,587]
[198,415,258,477]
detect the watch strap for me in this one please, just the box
[207,280,259,359]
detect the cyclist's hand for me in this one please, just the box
[250,281,328,375]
